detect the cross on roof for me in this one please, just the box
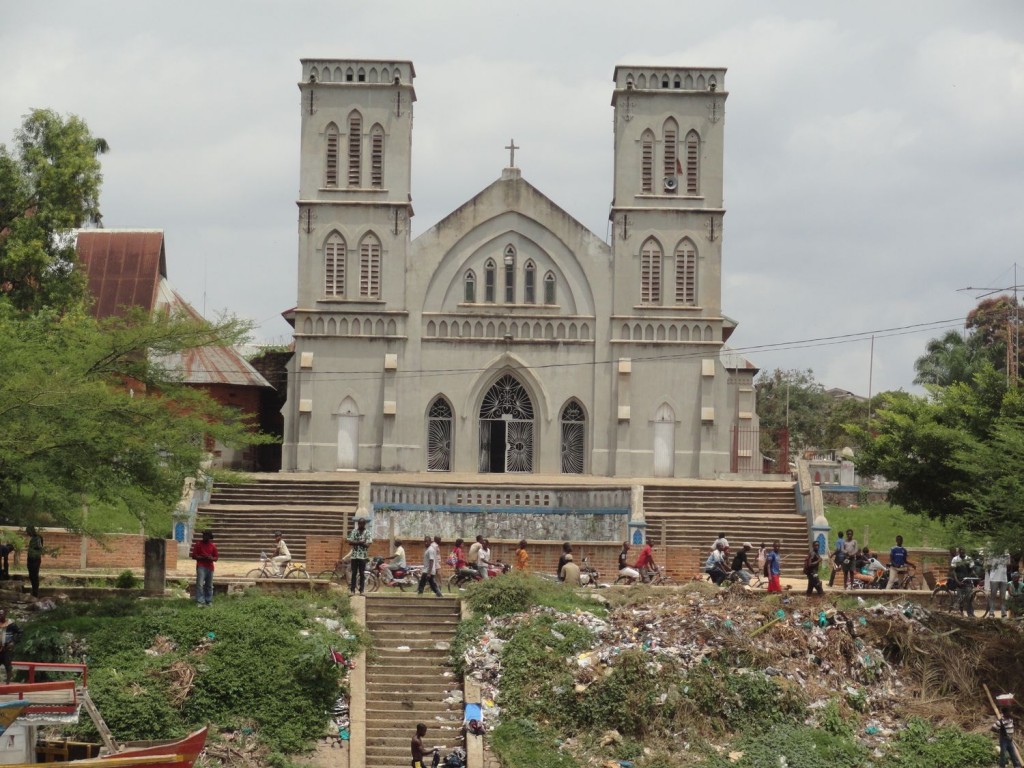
[505,138,519,168]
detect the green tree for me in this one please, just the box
[0,109,107,311]
[0,300,269,533]
[853,365,1024,543]
[912,330,986,387]
[755,368,830,455]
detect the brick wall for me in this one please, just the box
[0,528,177,571]
[305,535,700,583]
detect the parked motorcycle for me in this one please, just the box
[579,555,600,587]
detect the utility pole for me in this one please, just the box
[958,270,1023,386]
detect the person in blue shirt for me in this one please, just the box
[885,535,915,589]
[766,540,782,593]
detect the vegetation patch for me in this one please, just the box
[18,592,364,754]
[884,717,995,768]
[462,571,607,617]
[490,718,579,768]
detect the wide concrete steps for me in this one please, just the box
[364,596,463,768]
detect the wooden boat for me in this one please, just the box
[1,702,29,736]
[5,727,208,768]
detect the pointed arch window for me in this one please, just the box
[543,271,556,305]
[524,259,536,304]
[484,259,496,303]
[674,239,697,305]
[640,129,655,194]
[370,124,385,188]
[662,118,678,194]
[560,400,586,474]
[464,270,476,303]
[347,111,363,187]
[640,238,662,304]
[685,130,700,195]
[359,233,381,298]
[427,397,453,472]
[325,123,340,187]
[324,232,346,297]
[503,245,516,303]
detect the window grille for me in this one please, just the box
[325,124,339,187]
[641,130,655,194]
[370,125,385,188]
[685,130,700,195]
[640,238,662,304]
[524,260,536,304]
[560,400,586,474]
[359,234,381,298]
[324,233,346,297]
[503,245,515,303]
[543,272,556,305]
[427,398,453,472]
[675,240,697,305]
[347,112,362,187]
[484,259,496,303]
[464,270,476,303]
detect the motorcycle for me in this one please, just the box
[368,556,422,591]
[579,555,600,587]
[447,560,510,592]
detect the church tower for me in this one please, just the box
[284,60,416,471]
[609,66,726,318]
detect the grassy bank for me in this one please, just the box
[824,502,955,550]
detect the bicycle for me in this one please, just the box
[246,552,311,580]
[888,564,921,591]
[931,576,985,617]
[314,557,379,591]
[615,565,673,586]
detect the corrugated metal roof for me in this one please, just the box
[76,230,167,318]
[76,230,271,390]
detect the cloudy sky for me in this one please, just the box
[4,1,1023,395]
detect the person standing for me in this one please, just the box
[991,696,1022,768]
[26,526,43,598]
[0,533,13,580]
[467,535,483,576]
[766,540,782,593]
[986,549,1011,618]
[828,530,845,587]
[190,531,218,607]
[476,539,493,579]
[411,723,427,768]
[951,547,976,616]
[618,542,640,584]
[270,531,291,576]
[841,529,858,590]
[416,536,442,597]
[804,541,824,596]
[514,540,529,571]
[886,535,915,589]
[0,608,22,683]
[346,517,372,595]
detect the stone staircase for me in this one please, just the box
[197,477,359,561]
[364,595,464,768]
[644,483,807,551]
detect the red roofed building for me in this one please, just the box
[77,229,275,470]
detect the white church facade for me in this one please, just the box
[281,59,760,478]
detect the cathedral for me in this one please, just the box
[281,59,759,478]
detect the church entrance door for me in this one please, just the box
[653,403,675,477]
[478,375,534,473]
[336,397,359,470]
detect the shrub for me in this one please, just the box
[462,572,606,617]
[696,723,868,768]
[491,718,579,768]
[884,717,995,768]
[114,570,139,589]
[681,665,806,734]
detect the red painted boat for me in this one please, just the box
[5,727,208,768]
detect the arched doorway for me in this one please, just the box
[652,403,675,477]
[478,374,534,473]
[336,396,359,470]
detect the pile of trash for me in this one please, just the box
[462,586,940,746]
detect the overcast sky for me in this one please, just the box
[4,1,1023,395]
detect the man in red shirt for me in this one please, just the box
[190,531,218,607]
[634,541,657,581]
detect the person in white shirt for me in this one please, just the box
[383,539,407,583]
[704,543,730,585]
[986,549,1011,618]
[477,539,493,579]
[713,532,729,551]
[416,536,442,597]
[272,532,291,576]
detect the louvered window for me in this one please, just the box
[663,119,678,194]
[359,234,381,298]
[324,233,346,297]
[325,124,339,187]
[685,130,700,195]
[524,260,536,304]
[503,245,516,303]
[640,238,662,304]
[464,270,476,303]
[484,259,496,303]
[347,111,362,187]
[674,239,697,305]
[641,130,655,194]
[370,125,385,188]
[544,271,556,305]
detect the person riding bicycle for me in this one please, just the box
[634,540,657,582]
[704,542,731,585]
[618,542,640,584]
[885,534,916,589]
[730,543,755,585]
[951,547,977,615]
[272,532,291,576]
